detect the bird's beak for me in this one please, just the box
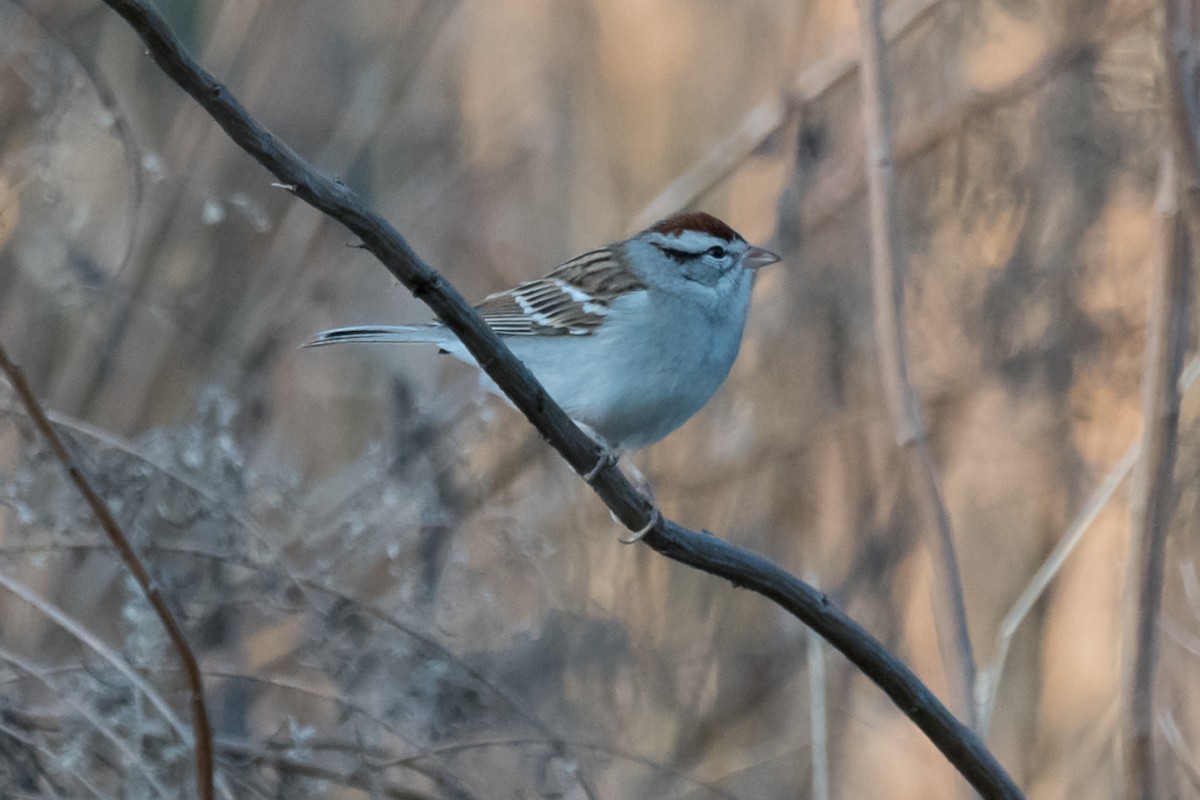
[742,245,781,271]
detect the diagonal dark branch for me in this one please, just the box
[96,1,1022,797]
[0,342,214,800]
[854,0,978,729]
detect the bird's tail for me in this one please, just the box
[303,325,446,348]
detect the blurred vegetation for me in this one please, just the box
[1,0,1198,797]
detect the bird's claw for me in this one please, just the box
[619,507,662,544]
[583,448,619,482]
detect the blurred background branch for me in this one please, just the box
[1123,1,1200,796]
[1123,144,1188,800]
[0,340,215,799]
[855,0,977,730]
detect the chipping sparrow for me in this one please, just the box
[307,212,779,535]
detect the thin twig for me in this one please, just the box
[214,738,442,800]
[1159,712,1200,794]
[198,665,474,795]
[0,535,583,765]
[0,576,237,800]
[854,0,978,728]
[0,718,111,800]
[95,1,1022,795]
[978,442,1140,733]
[0,342,214,800]
[0,645,171,796]
[978,348,1200,732]
[0,572,188,739]
[378,737,739,799]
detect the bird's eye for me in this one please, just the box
[706,245,727,259]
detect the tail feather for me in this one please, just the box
[303,324,446,348]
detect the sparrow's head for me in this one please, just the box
[633,212,780,288]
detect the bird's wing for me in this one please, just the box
[475,246,647,336]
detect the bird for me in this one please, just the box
[307,211,780,539]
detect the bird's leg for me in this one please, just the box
[583,450,619,482]
[577,422,620,482]
[573,423,661,543]
[619,506,661,544]
[616,458,660,542]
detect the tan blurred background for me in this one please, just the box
[1,0,1196,797]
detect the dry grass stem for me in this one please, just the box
[0,341,215,799]
[1123,127,1190,800]
[1159,712,1200,793]
[1122,1,1200,794]
[980,343,1200,733]
[0,571,190,744]
[0,644,171,796]
[978,442,1140,733]
[854,0,978,728]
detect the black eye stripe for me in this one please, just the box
[654,244,694,264]
[653,243,729,263]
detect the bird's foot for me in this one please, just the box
[613,460,659,543]
[577,423,620,483]
[619,506,661,544]
[583,449,619,482]
[573,422,659,543]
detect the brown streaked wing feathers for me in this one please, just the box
[474,247,646,336]
[544,248,647,298]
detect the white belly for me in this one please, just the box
[475,287,750,451]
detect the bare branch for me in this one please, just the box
[854,0,978,728]
[0,343,214,800]
[94,1,1022,796]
